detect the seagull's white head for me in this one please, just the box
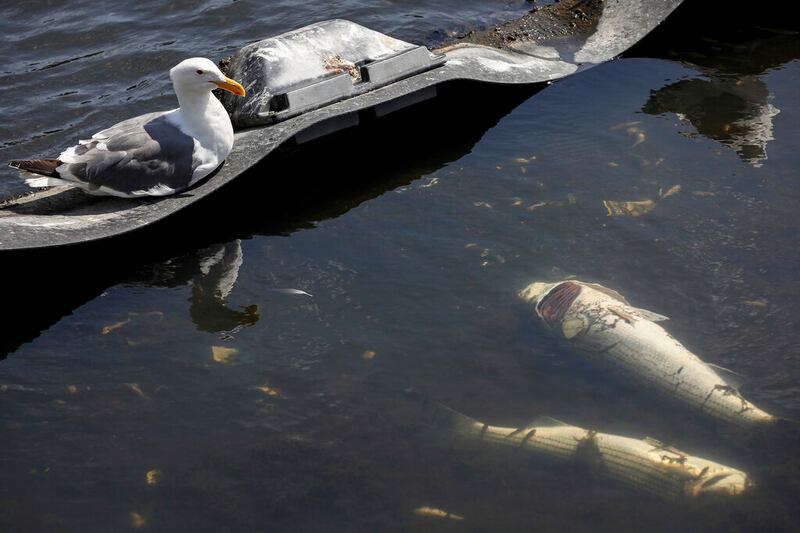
[169,57,245,97]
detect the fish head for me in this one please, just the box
[518,281,559,305]
[688,468,752,497]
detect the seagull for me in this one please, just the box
[9,57,246,198]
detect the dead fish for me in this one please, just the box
[438,406,751,499]
[518,280,775,426]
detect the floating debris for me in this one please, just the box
[129,311,165,319]
[692,191,715,197]
[473,201,493,208]
[146,469,161,486]
[130,512,146,529]
[124,383,149,400]
[514,157,529,164]
[659,184,682,199]
[603,199,656,217]
[519,280,775,426]
[212,346,239,364]
[413,506,464,521]
[604,184,681,217]
[627,126,646,147]
[438,405,751,499]
[610,120,641,131]
[362,350,377,360]
[101,312,164,336]
[256,385,282,396]
[270,288,312,297]
[743,298,768,308]
[608,161,620,167]
[420,177,439,188]
[66,385,78,394]
[526,201,548,212]
[101,319,130,335]
[511,198,523,206]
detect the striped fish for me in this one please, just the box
[519,280,775,426]
[438,406,751,499]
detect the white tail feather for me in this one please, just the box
[24,176,70,188]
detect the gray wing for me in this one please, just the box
[57,112,201,195]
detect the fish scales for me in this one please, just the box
[452,413,749,498]
[520,280,775,426]
[597,440,685,498]
[489,426,579,458]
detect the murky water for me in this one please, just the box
[2,2,800,532]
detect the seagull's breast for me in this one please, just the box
[168,98,234,183]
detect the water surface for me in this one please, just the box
[1,2,800,532]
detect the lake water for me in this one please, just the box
[1,1,799,532]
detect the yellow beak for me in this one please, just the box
[213,78,246,96]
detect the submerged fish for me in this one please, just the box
[439,406,751,499]
[519,280,775,426]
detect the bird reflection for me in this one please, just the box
[642,75,778,166]
[141,239,259,334]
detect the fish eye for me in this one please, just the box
[196,69,204,75]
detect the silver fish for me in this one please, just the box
[440,406,751,499]
[519,280,775,426]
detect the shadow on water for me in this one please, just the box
[0,81,540,357]
[627,0,800,168]
[642,75,779,166]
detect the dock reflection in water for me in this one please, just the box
[637,23,798,167]
[643,75,778,166]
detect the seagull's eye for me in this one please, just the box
[196,69,204,75]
